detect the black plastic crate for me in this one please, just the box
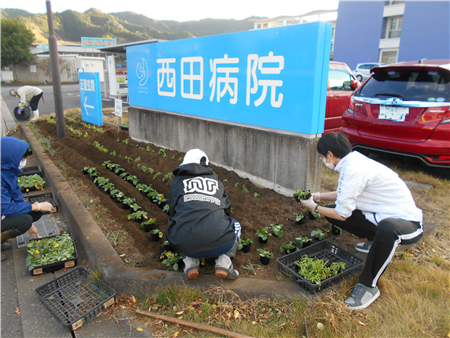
[277,240,364,293]
[35,267,116,331]
[18,165,43,178]
[23,192,58,213]
[27,233,78,276]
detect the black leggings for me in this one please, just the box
[1,211,43,237]
[326,209,423,287]
[29,93,43,111]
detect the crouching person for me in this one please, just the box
[166,149,241,280]
[1,137,53,261]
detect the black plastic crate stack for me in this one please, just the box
[277,240,364,293]
[17,165,43,178]
[23,192,59,213]
[35,267,116,331]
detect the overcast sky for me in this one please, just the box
[6,0,339,22]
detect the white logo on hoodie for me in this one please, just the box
[183,177,219,195]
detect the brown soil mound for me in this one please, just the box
[32,113,360,281]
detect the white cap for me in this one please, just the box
[181,149,209,166]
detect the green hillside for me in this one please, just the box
[1,7,261,44]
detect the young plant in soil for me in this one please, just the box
[293,188,311,202]
[102,160,112,169]
[109,189,121,199]
[161,251,182,271]
[135,183,149,194]
[121,197,136,210]
[305,209,320,220]
[114,191,125,203]
[238,238,253,253]
[129,203,142,212]
[128,210,148,223]
[330,224,342,235]
[126,174,140,186]
[102,182,115,194]
[162,205,170,214]
[280,241,298,254]
[162,240,173,251]
[256,227,272,244]
[150,229,164,242]
[162,172,174,182]
[293,212,305,224]
[294,255,346,288]
[311,228,327,241]
[26,233,75,271]
[295,236,312,248]
[141,218,156,232]
[270,224,284,238]
[119,172,131,180]
[257,248,273,265]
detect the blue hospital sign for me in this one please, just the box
[79,72,103,126]
[127,22,332,134]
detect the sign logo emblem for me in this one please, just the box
[136,58,149,86]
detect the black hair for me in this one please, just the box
[200,156,207,165]
[317,132,352,159]
[22,147,33,159]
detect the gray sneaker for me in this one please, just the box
[344,283,380,310]
[183,257,200,280]
[355,241,373,253]
[215,254,239,280]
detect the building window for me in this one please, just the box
[380,50,398,64]
[387,16,403,38]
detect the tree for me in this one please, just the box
[1,18,35,81]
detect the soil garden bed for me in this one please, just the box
[30,112,362,282]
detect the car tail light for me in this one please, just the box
[347,95,355,114]
[439,110,450,124]
[418,108,450,124]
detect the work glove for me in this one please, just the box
[17,108,23,114]
[312,192,320,202]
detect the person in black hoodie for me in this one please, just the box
[166,149,241,280]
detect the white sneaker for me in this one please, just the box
[215,254,239,279]
[31,109,39,120]
[183,257,199,280]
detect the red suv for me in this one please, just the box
[324,61,360,133]
[341,59,450,168]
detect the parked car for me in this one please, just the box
[340,59,450,168]
[324,61,360,133]
[353,63,384,82]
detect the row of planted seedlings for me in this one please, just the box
[82,161,184,272]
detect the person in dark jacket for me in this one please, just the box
[166,149,241,280]
[1,137,53,261]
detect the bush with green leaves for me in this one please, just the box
[161,251,182,271]
[280,241,297,253]
[311,228,327,240]
[294,255,346,288]
[26,233,76,271]
[128,210,148,221]
[257,248,273,258]
[270,224,284,238]
[256,227,271,241]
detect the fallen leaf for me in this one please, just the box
[225,320,231,329]
[119,254,126,257]
[131,295,137,303]
[198,310,203,314]
[176,311,184,315]
[252,321,257,325]
[317,323,324,330]
[359,320,366,326]
[175,293,182,297]
[121,305,126,309]
[136,327,143,332]
[234,310,240,319]
[173,331,179,337]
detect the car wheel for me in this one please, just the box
[357,75,363,82]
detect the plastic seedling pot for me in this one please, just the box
[258,237,268,244]
[242,243,251,253]
[151,233,161,242]
[260,256,271,265]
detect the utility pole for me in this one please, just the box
[46,0,65,139]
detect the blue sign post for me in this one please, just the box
[79,72,103,126]
[127,22,332,135]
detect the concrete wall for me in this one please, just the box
[129,107,322,195]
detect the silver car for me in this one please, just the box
[353,63,384,82]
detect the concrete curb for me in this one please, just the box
[20,124,307,300]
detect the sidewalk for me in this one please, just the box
[1,108,153,338]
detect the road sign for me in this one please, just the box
[127,22,332,135]
[79,72,103,126]
[114,99,123,117]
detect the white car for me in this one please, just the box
[353,63,384,82]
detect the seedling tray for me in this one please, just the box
[35,267,116,331]
[18,166,43,178]
[23,192,58,213]
[277,240,364,293]
[27,233,78,276]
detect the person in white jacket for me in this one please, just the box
[300,132,423,310]
[9,86,44,120]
